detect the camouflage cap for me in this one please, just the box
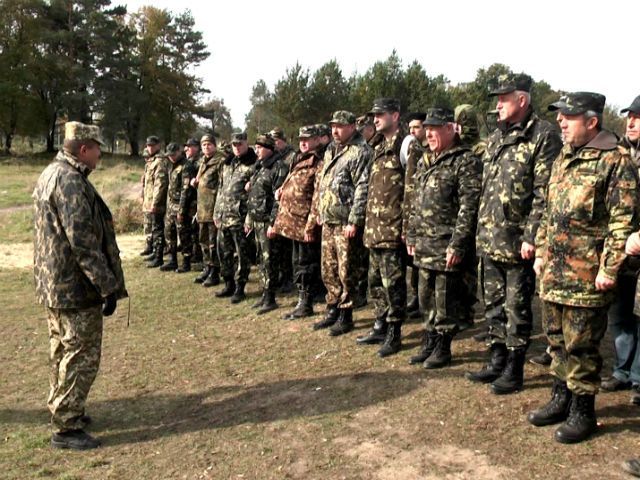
[368,97,401,114]
[145,135,160,146]
[548,91,606,115]
[315,123,331,136]
[489,73,533,96]
[356,115,374,129]
[65,121,105,146]
[184,137,199,147]
[165,142,181,154]
[422,107,455,126]
[298,125,319,138]
[329,110,356,125]
[621,95,640,115]
[405,112,427,124]
[255,133,275,150]
[200,134,216,145]
[269,127,286,141]
[231,132,248,143]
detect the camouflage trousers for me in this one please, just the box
[292,239,320,292]
[481,256,534,348]
[355,232,369,302]
[543,301,608,395]
[144,211,165,253]
[418,268,467,334]
[321,224,358,309]
[143,212,153,243]
[164,212,192,257]
[198,221,220,268]
[219,227,251,284]
[254,221,278,292]
[369,247,407,323]
[463,254,479,323]
[46,305,103,433]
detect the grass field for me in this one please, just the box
[1,157,640,479]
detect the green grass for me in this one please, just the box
[0,208,34,243]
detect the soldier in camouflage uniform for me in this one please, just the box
[159,143,197,273]
[527,92,639,444]
[356,98,407,357]
[245,134,288,314]
[33,122,127,450]
[184,138,203,266]
[214,132,257,303]
[273,125,324,320]
[406,107,482,369]
[142,136,169,268]
[192,134,224,287]
[315,123,332,158]
[466,73,562,395]
[312,110,372,335]
[269,127,297,293]
[402,112,427,320]
[356,114,376,144]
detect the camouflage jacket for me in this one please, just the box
[278,144,297,171]
[214,148,257,229]
[407,144,482,271]
[476,109,562,263]
[536,131,639,307]
[245,152,288,227]
[364,132,405,249]
[402,137,427,237]
[142,153,169,213]
[33,151,127,308]
[315,131,372,226]
[166,157,197,217]
[621,136,640,166]
[273,150,323,242]
[196,152,225,223]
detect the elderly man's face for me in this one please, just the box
[79,141,102,170]
[556,113,597,147]
[496,91,526,123]
[299,136,319,154]
[626,113,640,142]
[426,123,456,153]
[331,123,356,144]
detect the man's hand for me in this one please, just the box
[244,224,252,235]
[214,220,220,229]
[244,181,251,192]
[275,187,282,201]
[190,177,198,187]
[267,226,276,239]
[407,245,415,257]
[102,293,117,317]
[521,241,535,260]
[627,232,640,255]
[595,273,616,292]
[303,231,315,243]
[343,224,357,238]
[446,251,462,270]
[177,214,184,223]
[533,257,545,276]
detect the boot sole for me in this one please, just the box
[465,372,500,384]
[554,426,597,444]
[329,326,354,337]
[527,413,568,427]
[491,384,523,395]
[51,439,101,450]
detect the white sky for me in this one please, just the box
[123,0,639,128]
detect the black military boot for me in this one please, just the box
[230,283,246,304]
[465,343,508,383]
[491,347,526,395]
[409,330,439,365]
[252,290,267,309]
[176,255,191,273]
[147,249,164,268]
[528,378,572,427]
[139,238,153,256]
[159,250,177,271]
[378,322,402,358]
[203,267,220,287]
[313,304,339,330]
[554,394,597,444]
[51,429,101,450]
[329,308,354,336]
[283,289,314,320]
[423,332,453,369]
[257,290,278,315]
[216,278,235,298]
[356,315,388,345]
[194,265,210,284]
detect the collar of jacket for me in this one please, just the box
[499,106,535,135]
[428,142,471,165]
[230,148,257,166]
[170,156,185,168]
[260,151,279,169]
[621,135,640,152]
[376,130,404,157]
[568,130,619,156]
[203,152,224,166]
[279,144,294,157]
[56,150,91,177]
[339,130,366,148]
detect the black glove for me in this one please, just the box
[102,293,117,316]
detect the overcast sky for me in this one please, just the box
[123,0,639,128]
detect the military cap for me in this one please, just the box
[200,134,216,145]
[269,127,286,141]
[548,92,606,115]
[489,73,533,96]
[65,121,104,146]
[368,97,401,114]
[315,124,331,136]
[231,132,248,143]
[255,133,275,150]
[405,112,427,123]
[298,125,319,138]
[422,107,455,126]
[356,115,374,129]
[184,137,199,147]
[165,142,181,154]
[329,110,356,125]
[621,95,640,115]
[145,135,160,146]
